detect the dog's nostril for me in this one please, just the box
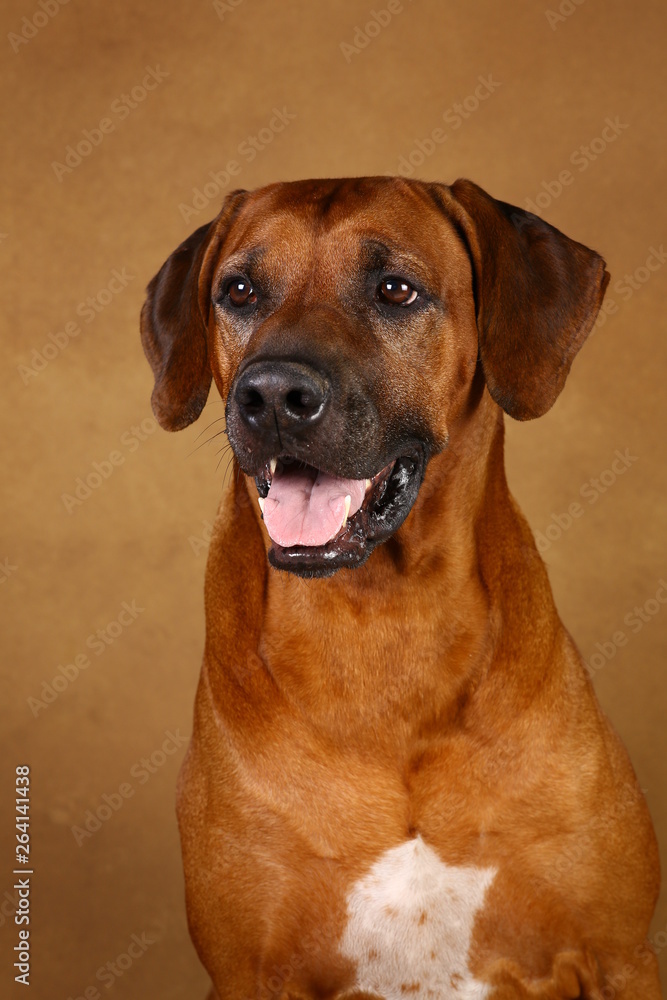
[240,388,264,413]
[235,362,329,430]
[286,389,316,414]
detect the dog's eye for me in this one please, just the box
[378,278,418,306]
[227,279,257,307]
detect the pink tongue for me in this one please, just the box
[263,465,367,548]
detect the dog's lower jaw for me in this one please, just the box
[254,448,429,578]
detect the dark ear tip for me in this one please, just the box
[151,382,211,432]
[580,255,610,336]
[150,398,185,432]
[487,384,550,422]
[601,265,611,296]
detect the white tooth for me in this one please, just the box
[258,497,265,514]
[365,478,372,491]
[269,458,277,475]
[343,494,351,527]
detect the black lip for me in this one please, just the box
[259,448,426,578]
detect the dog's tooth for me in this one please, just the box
[258,497,265,515]
[269,458,277,476]
[365,478,372,492]
[343,494,351,527]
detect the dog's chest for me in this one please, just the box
[339,837,495,1000]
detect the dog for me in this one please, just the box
[140,177,661,999]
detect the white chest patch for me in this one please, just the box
[340,837,495,1000]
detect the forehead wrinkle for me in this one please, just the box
[324,205,445,255]
[219,188,463,299]
[226,205,316,256]
[326,206,471,290]
[307,228,441,298]
[357,237,436,284]
[222,210,319,290]
[255,209,361,298]
[221,245,266,274]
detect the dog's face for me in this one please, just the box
[212,179,480,576]
[141,177,609,577]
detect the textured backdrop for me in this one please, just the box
[2,0,666,996]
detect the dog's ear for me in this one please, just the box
[444,178,610,420]
[140,190,247,431]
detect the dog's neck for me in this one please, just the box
[204,386,561,751]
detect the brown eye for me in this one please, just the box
[378,277,418,306]
[228,279,256,307]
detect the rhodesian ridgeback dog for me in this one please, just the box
[141,177,661,999]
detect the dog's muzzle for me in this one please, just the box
[226,359,428,578]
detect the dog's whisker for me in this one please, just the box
[187,430,229,458]
[218,449,236,479]
[193,416,227,441]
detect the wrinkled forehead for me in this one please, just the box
[215,178,467,289]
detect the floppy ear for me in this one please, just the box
[140,190,247,431]
[445,178,610,420]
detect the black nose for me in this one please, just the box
[234,361,330,433]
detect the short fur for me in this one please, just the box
[141,177,660,999]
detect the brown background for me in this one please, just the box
[1,0,666,997]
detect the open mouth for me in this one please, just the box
[253,449,425,577]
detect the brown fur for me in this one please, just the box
[141,177,661,999]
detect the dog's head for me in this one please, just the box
[141,177,608,577]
